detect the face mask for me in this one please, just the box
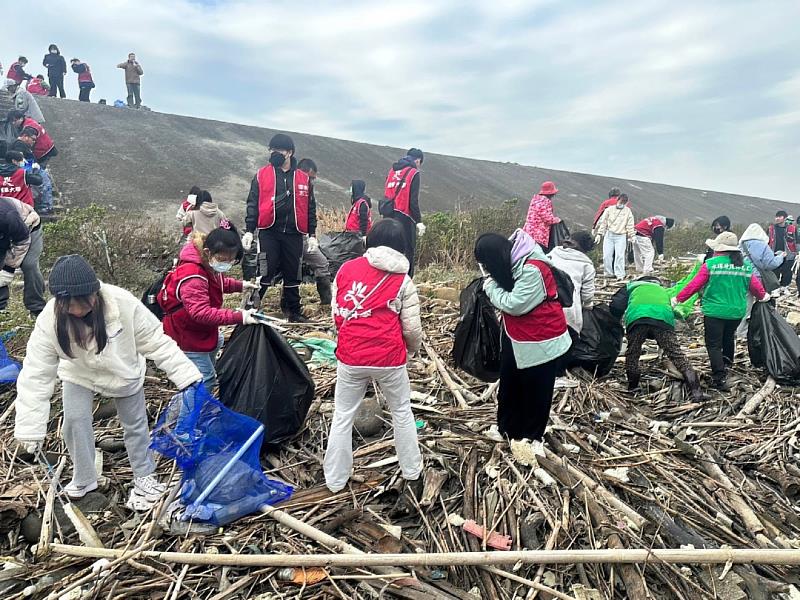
[269,151,286,168]
[210,260,233,273]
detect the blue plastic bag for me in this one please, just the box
[150,385,292,525]
[0,340,21,384]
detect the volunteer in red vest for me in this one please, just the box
[0,151,43,207]
[161,223,259,387]
[633,215,675,274]
[70,58,95,103]
[345,179,372,236]
[242,133,317,322]
[383,148,424,277]
[17,112,57,167]
[296,158,332,306]
[324,218,423,493]
[27,76,49,96]
[768,210,796,288]
[6,57,32,85]
[592,187,625,231]
[475,229,571,456]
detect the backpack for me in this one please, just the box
[550,265,575,308]
[141,271,170,320]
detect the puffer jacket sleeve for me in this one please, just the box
[581,263,596,306]
[484,263,547,316]
[750,240,784,271]
[398,276,422,353]
[595,209,609,237]
[132,301,202,390]
[14,315,60,441]
[331,275,342,330]
[180,277,244,326]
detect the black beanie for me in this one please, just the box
[407,148,424,164]
[268,133,295,152]
[48,255,100,298]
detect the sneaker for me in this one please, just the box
[64,480,98,499]
[554,377,579,389]
[287,312,310,323]
[131,475,167,502]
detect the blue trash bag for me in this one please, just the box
[113,99,126,108]
[0,340,21,384]
[150,385,292,525]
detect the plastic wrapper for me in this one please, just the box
[452,278,501,382]
[666,262,701,320]
[748,301,800,384]
[217,324,315,447]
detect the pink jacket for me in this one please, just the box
[523,194,559,247]
[675,258,766,303]
[176,240,244,328]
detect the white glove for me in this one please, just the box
[17,440,40,455]
[759,294,771,303]
[241,232,253,251]
[670,297,679,308]
[362,236,367,245]
[0,270,15,287]
[31,162,40,171]
[657,254,664,262]
[186,194,197,207]
[416,223,426,237]
[306,236,319,253]
[594,235,602,245]
[242,281,259,291]
[240,309,259,325]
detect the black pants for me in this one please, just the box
[775,257,795,287]
[258,229,303,314]
[703,316,741,382]
[78,86,91,102]
[626,324,690,381]
[48,75,66,98]
[497,332,557,441]
[390,211,417,277]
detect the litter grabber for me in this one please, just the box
[33,448,104,552]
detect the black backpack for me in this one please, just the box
[550,265,575,308]
[141,271,170,320]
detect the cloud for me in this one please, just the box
[3,0,799,200]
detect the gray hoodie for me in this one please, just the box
[548,246,596,333]
[183,202,226,235]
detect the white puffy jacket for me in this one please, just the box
[15,283,202,442]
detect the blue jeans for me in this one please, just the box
[34,169,53,213]
[185,334,224,389]
[603,232,628,279]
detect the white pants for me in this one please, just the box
[633,236,655,273]
[324,363,422,492]
[603,232,628,279]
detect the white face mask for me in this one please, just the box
[210,260,233,273]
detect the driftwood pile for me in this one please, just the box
[2,264,800,599]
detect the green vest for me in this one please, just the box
[702,256,752,319]
[624,282,675,329]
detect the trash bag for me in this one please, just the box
[452,278,501,382]
[547,221,570,252]
[320,231,365,278]
[566,304,624,377]
[217,324,315,447]
[150,385,292,525]
[747,302,800,384]
[0,340,20,384]
[666,262,701,320]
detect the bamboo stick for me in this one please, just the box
[736,377,776,418]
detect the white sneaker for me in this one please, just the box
[510,439,537,467]
[554,377,579,389]
[64,480,98,499]
[132,475,166,502]
[531,440,546,458]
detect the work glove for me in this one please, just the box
[31,162,40,171]
[242,280,259,291]
[670,297,679,308]
[416,223,426,237]
[241,232,254,251]
[17,439,41,455]
[0,270,14,287]
[306,236,319,253]
[240,308,259,325]
[594,235,602,245]
[362,236,367,245]
[759,294,772,303]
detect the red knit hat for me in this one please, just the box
[539,181,558,195]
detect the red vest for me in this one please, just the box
[77,63,93,85]
[334,257,407,367]
[345,198,372,233]
[6,62,25,84]
[503,259,568,343]
[23,118,55,160]
[256,166,310,233]
[634,216,664,238]
[0,169,33,206]
[160,262,224,352]
[769,224,797,254]
[383,167,417,219]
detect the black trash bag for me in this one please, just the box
[320,231,365,278]
[452,278,501,382]
[747,301,800,384]
[566,304,624,377]
[547,221,570,252]
[217,324,315,447]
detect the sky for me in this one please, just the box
[3,0,798,201]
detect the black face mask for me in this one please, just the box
[269,152,286,168]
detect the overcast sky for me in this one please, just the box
[4,0,798,200]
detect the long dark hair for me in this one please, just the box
[195,190,212,209]
[474,233,514,292]
[721,250,744,267]
[55,294,108,358]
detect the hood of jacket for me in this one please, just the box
[509,228,539,264]
[351,179,370,204]
[365,246,410,274]
[741,223,769,244]
[179,236,208,268]
[0,163,20,177]
[392,156,418,172]
[197,202,220,217]
[548,246,593,265]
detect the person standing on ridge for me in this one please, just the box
[633,215,675,274]
[70,59,94,102]
[345,180,372,236]
[42,45,67,98]
[242,133,317,322]
[523,181,561,250]
[117,53,144,108]
[6,57,32,86]
[383,148,424,277]
[768,210,796,289]
[595,193,635,280]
